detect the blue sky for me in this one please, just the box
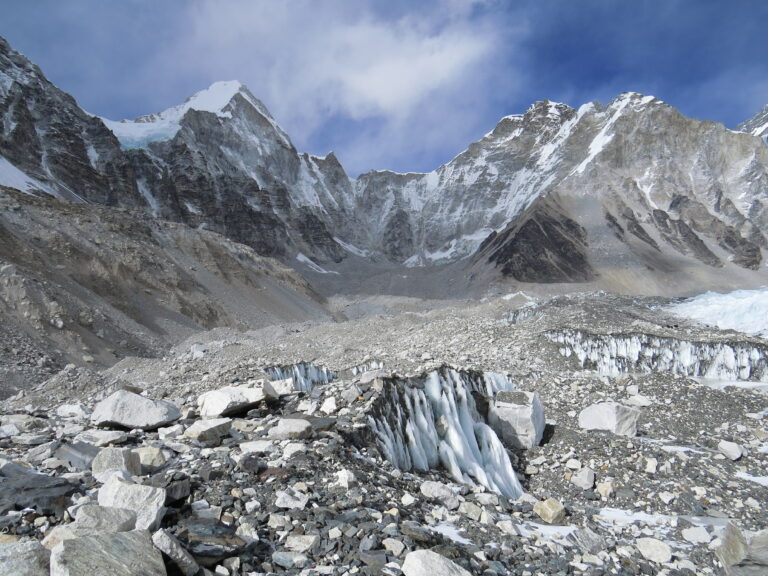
[2,0,767,175]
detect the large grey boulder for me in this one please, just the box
[91,447,141,481]
[91,390,180,430]
[42,506,136,550]
[578,401,640,436]
[267,418,313,440]
[50,530,166,576]
[0,459,77,515]
[183,418,232,446]
[489,390,545,449]
[402,549,472,576]
[0,540,51,575]
[97,475,165,531]
[152,528,199,576]
[419,481,460,510]
[197,385,272,418]
[715,523,768,575]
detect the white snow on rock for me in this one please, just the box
[101,80,289,150]
[667,288,768,338]
[0,155,54,196]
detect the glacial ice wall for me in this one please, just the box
[264,363,336,392]
[351,361,384,375]
[368,367,523,499]
[547,330,768,382]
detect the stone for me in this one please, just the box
[73,429,128,447]
[335,469,357,488]
[624,394,653,407]
[197,385,267,418]
[285,534,319,553]
[56,404,90,419]
[178,523,246,567]
[0,460,77,515]
[718,440,744,461]
[533,498,566,524]
[49,530,166,576]
[275,487,310,510]
[636,537,672,563]
[383,537,406,557]
[402,549,472,576]
[91,447,141,480]
[596,481,614,499]
[272,551,309,569]
[489,390,545,449]
[420,480,460,510]
[75,504,136,531]
[0,540,51,575]
[133,446,166,474]
[571,467,595,490]
[715,523,768,575]
[98,475,166,531]
[239,440,277,455]
[319,396,338,414]
[91,390,180,430]
[53,442,100,471]
[682,526,711,544]
[269,378,296,396]
[569,527,605,554]
[153,528,200,576]
[268,418,313,440]
[578,402,640,437]
[183,418,232,446]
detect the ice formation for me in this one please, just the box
[264,363,336,392]
[368,367,524,499]
[548,330,768,382]
[350,361,384,376]
[667,288,768,337]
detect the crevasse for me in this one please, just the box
[547,330,768,382]
[368,367,524,499]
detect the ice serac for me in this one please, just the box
[367,366,524,499]
[548,329,768,382]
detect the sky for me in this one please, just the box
[2,0,767,176]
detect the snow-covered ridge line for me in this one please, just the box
[367,367,524,499]
[547,330,768,382]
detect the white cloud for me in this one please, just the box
[159,0,519,173]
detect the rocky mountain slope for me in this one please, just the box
[0,187,333,398]
[3,35,768,298]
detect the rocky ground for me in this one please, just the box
[0,293,766,575]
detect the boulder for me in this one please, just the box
[570,467,596,490]
[402,549,472,576]
[97,475,166,531]
[533,498,566,524]
[420,480,460,510]
[489,390,545,449]
[0,459,77,515]
[152,528,199,576]
[91,390,180,430]
[54,442,100,470]
[133,446,166,474]
[49,530,166,576]
[73,430,128,447]
[0,540,51,575]
[268,418,313,440]
[715,523,768,575]
[197,385,267,418]
[275,487,310,510]
[578,402,640,436]
[718,440,744,461]
[636,537,672,563]
[183,418,232,446]
[91,447,141,481]
[42,505,137,549]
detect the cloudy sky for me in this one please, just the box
[2,0,767,175]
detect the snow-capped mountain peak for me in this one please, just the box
[101,80,288,150]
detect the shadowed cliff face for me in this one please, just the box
[474,197,595,283]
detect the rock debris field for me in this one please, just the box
[1,293,767,575]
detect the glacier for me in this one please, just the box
[368,367,524,499]
[667,288,768,338]
[547,330,768,382]
[264,362,336,392]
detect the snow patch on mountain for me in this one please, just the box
[0,156,54,196]
[667,288,768,337]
